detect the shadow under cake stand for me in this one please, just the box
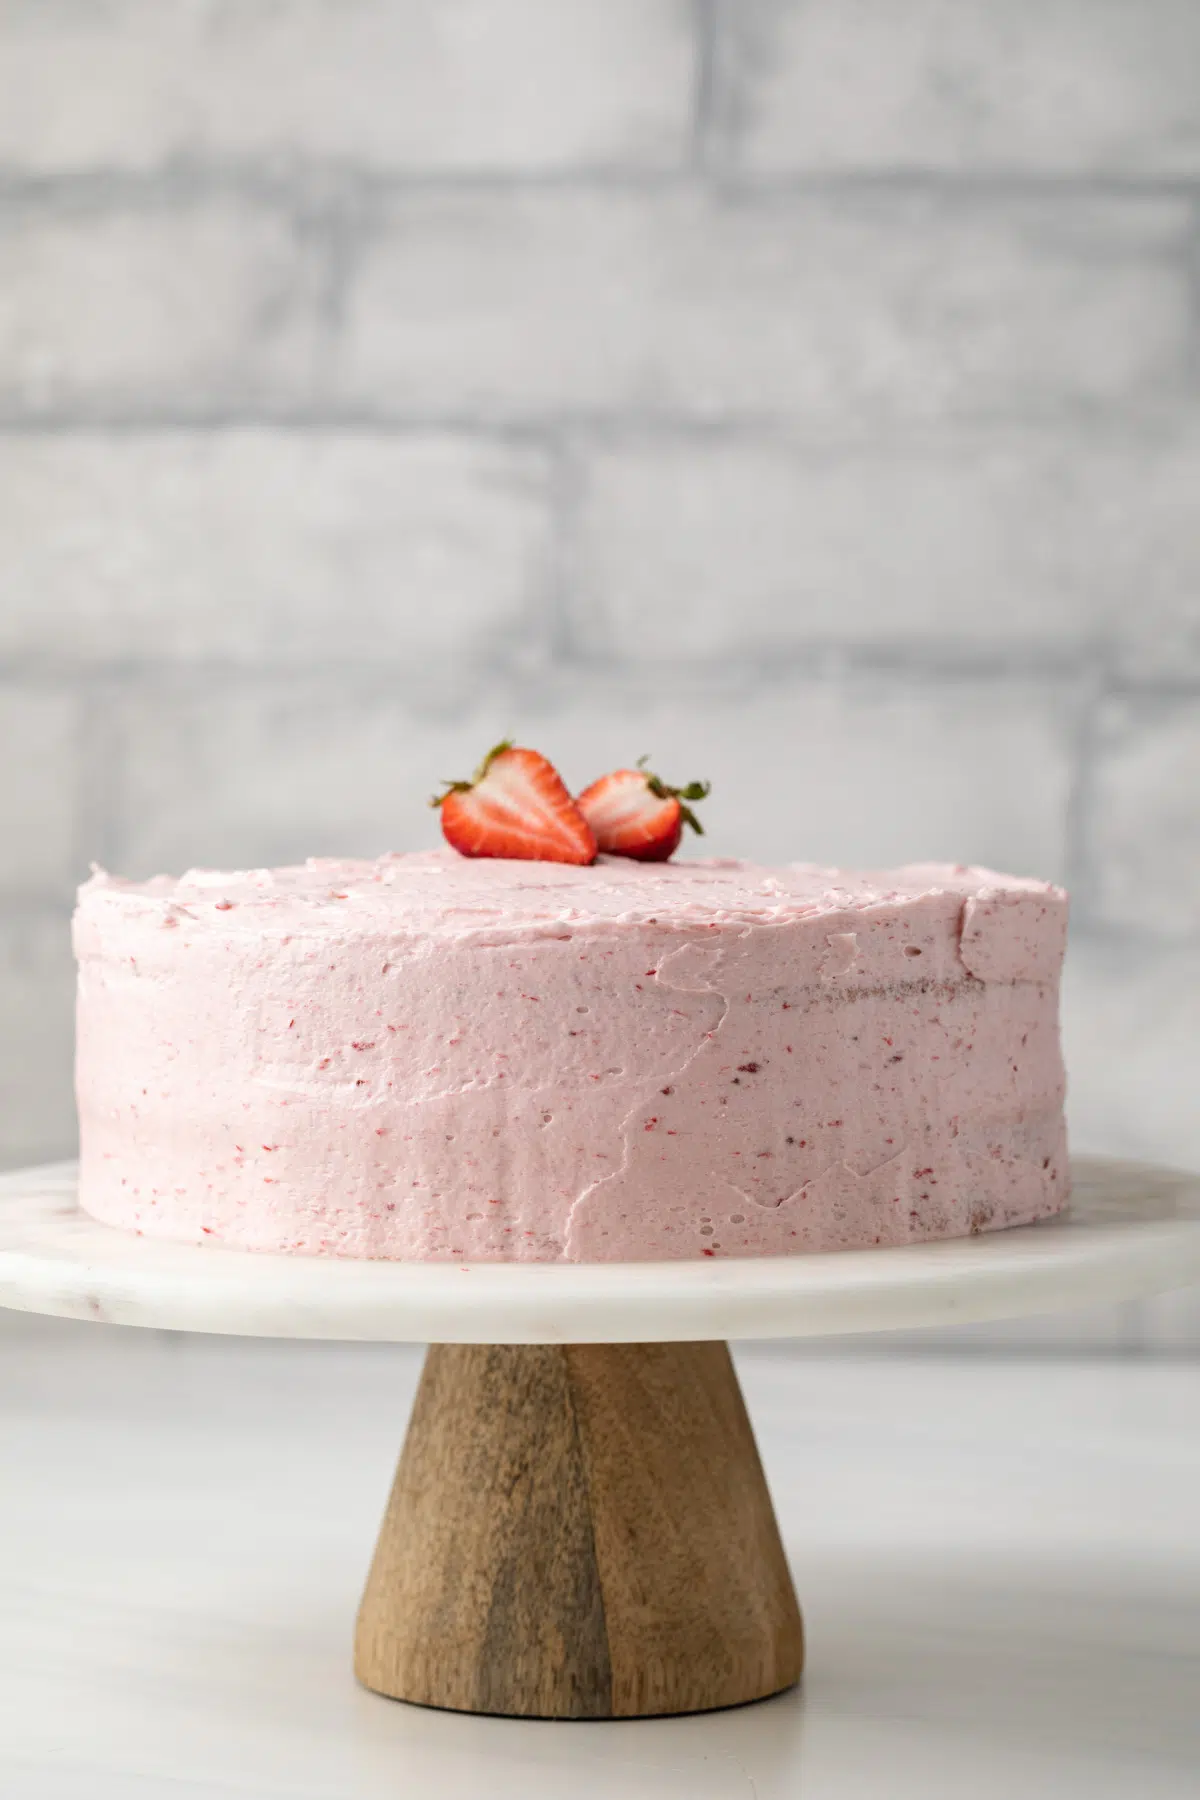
[2,1154,1199,1721]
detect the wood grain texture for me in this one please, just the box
[354,1341,803,1718]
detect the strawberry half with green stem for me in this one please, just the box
[432,741,597,865]
[576,757,710,862]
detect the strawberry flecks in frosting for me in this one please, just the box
[73,851,1069,1262]
[959,889,1070,984]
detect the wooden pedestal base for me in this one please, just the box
[354,1341,803,1719]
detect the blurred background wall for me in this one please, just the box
[0,1,1197,1344]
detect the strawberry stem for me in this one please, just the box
[473,738,514,783]
[430,738,514,807]
[637,756,711,833]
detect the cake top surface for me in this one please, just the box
[77,851,1062,943]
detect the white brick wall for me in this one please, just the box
[0,199,317,416]
[573,429,1200,659]
[714,0,1200,175]
[10,192,1187,422]
[0,0,693,175]
[0,687,80,897]
[0,0,1197,1349]
[336,192,1191,421]
[0,432,554,666]
[102,668,1075,882]
[1064,939,1200,1171]
[1090,697,1200,938]
[0,914,76,1169]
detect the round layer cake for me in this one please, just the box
[73,852,1069,1261]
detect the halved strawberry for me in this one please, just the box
[576,758,710,862]
[432,741,597,865]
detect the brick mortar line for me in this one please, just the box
[1,651,1194,691]
[0,409,1194,445]
[690,0,720,172]
[0,412,561,447]
[704,169,1200,202]
[546,650,1200,698]
[0,165,1197,208]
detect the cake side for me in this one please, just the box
[74,853,1069,1261]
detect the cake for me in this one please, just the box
[73,851,1069,1261]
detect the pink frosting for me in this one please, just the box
[74,851,1069,1261]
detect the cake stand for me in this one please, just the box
[2,1153,1199,1722]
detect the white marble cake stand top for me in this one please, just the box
[0,1155,1198,1344]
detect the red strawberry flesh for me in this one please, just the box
[435,743,596,865]
[577,764,708,862]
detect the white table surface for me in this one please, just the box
[1,1314,1199,1799]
